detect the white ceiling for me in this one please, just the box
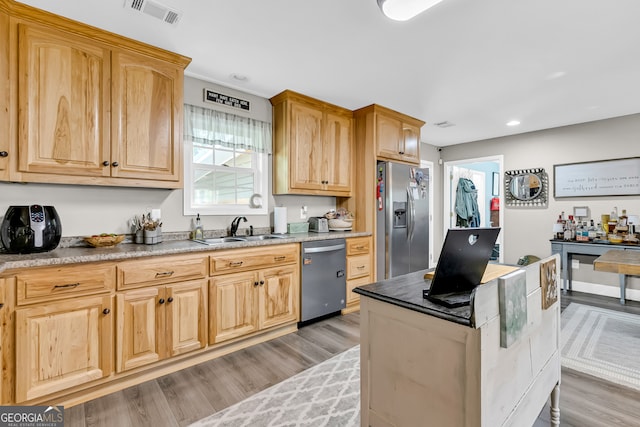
[15,0,640,147]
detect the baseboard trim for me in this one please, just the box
[569,280,640,302]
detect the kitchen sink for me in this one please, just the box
[244,234,288,241]
[192,235,289,245]
[193,237,247,245]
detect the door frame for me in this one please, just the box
[421,159,435,268]
[443,155,504,263]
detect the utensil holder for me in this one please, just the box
[135,230,144,244]
[144,227,162,245]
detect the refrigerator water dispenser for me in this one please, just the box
[393,202,407,228]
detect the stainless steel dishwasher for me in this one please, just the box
[300,238,346,323]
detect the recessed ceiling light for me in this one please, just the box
[546,71,566,80]
[230,73,249,82]
[506,120,521,127]
[377,0,443,21]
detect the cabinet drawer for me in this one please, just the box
[210,244,299,275]
[16,263,115,305]
[117,254,208,290]
[347,237,371,256]
[347,254,371,280]
[347,276,371,305]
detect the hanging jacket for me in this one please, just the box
[455,178,481,227]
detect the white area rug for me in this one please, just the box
[189,346,360,427]
[561,303,640,391]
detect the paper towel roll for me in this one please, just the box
[274,206,287,234]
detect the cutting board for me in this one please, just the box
[423,263,520,284]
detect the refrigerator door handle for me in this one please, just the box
[407,187,415,240]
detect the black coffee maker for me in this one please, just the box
[0,205,62,254]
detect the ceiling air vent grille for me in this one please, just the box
[124,0,182,25]
[434,121,455,128]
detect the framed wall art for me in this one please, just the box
[554,157,640,198]
[540,258,558,310]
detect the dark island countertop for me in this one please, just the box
[354,269,473,326]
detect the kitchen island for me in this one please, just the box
[354,254,561,427]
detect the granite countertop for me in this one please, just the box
[0,231,370,273]
[354,270,473,326]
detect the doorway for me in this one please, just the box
[443,155,504,263]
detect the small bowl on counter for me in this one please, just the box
[84,234,125,248]
[608,234,624,244]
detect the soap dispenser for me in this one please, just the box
[193,214,204,239]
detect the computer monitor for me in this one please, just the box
[424,227,501,308]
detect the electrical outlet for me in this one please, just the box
[300,205,307,219]
[572,259,580,269]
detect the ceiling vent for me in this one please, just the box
[434,121,455,128]
[125,0,182,25]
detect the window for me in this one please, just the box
[183,104,271,215]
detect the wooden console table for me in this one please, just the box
[594,250,640,304]
[550,240,640,293]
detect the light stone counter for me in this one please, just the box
[0,231,369,273]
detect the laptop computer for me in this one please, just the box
[423,227,501,308]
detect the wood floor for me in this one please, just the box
[64,291,640,427]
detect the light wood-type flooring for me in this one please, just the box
[64,291,640,427]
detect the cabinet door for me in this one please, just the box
[258,265,298,329]
[289,102,324,190]
[209,272,258,344]
[15,295,113,402]
[324,111,352,194]
[166,280,207,357]
[0,12,9,180]
[17,23,111,177]
[376,113,403,161]
[401,123,420,163]
[111,50,181,182]
[116,287,165,372]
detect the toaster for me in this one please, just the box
[308,217,329,233]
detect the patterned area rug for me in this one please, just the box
[561,303,640,391]
[189,346,360,427]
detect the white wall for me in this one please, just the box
[0,76,336,237]
[439,113,640,293]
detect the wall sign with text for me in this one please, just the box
[554,157,640,198]
[203,88,250,111]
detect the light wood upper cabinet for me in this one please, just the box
[355,104,425,165]
[1,1,191,188]
[15,294,113,403]
[0,10,10,180]
[17,23,111,177]
[271,90,353,196]
[111,50,182,182]
[376,113,421,164]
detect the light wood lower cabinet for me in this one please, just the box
[1,243,303,405]
[344,236,373,311]
[210,265,299,344]
[209,271,259,343]
[15,294,113,403]
[116,279,207,372]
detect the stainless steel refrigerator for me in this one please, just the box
[376,161,430,279]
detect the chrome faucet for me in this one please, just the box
[230,216,247,236]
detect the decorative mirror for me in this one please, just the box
[504,168,548,207]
